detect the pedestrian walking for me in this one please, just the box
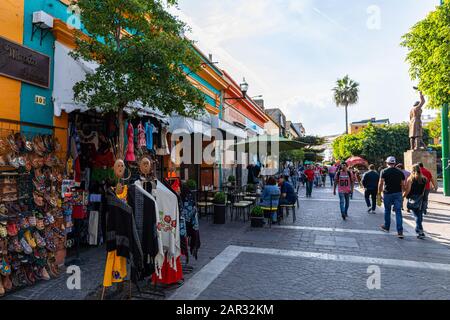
[321,166,328,187]
[333,162,354,220]
[328,163,337,187]
[378,156,406,239]
[362,164,380,214]
[304,165,315,198]
[403,164,427,239]
[418,162,438,215]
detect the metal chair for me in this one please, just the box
[197,191,213,220]
[260,194,280,228]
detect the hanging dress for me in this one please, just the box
[125,122,136,162]
[145,122,154,151]
[137,122,146,149]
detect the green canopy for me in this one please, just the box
[229,135,306,153]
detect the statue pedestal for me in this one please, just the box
[404,150,437,178]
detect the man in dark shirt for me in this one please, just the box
[378,156,405,238]
[278,176,297,205]
[362,164,380,214]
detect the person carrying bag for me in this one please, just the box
[403,164,427,239]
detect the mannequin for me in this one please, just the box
[113,159,132,204]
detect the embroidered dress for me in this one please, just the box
[137,122,146,149]
[153,180,180,271]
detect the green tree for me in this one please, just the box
[401,1,450,109]
[332,123,431,166]
[72,0,205,159]
[295,136,325,163]
[280,149,305,165]
[332,75,360,134]
[424,113,450,143]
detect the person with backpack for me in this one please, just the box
[403,164,427,239]
[362,164,380,214]
[333,162,354,220]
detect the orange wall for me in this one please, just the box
[0,0,24,122]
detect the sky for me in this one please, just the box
[170,0,440,137]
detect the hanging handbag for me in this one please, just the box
[407,194,423,211]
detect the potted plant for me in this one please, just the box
[213,192,227,225]
[246,183,256,194]
[250,206,264,228]
[186,179,197,191]
[227,175,236,185]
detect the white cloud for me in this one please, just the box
[172,0,439,136]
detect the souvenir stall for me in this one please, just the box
[0,123,66,297]
[98,118,201,299]
[63,109,169,259]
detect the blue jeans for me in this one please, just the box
[329,173,335,186]
[383,192,403,233]
[412,208,424,234]
[338,193,350,215]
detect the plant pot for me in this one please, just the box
[213,204,226,224]
[250,216,264,228]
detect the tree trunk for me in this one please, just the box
[345,104,349,134]
[118,107,125,160]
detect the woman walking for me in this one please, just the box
[403,164,427,239]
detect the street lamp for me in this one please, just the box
[224,78,249,100]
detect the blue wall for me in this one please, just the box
[21,0,73,133]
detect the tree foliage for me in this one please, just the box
[332,123,431,166]
[332,75,360,133]
[424,112,450,142]
[280,149,305,164]
[401,1,450,109]
[71,0,205,158]
[332,75,360,108]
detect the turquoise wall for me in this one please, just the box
[20,0,75,133]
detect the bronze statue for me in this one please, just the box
[409,90,426,150]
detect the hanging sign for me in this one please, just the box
[0,35,50,88]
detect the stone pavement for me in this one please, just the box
[3,178,450,300]
[169,180,450,300]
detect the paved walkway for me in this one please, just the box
[3,178,450,300]
[170,180,450,300]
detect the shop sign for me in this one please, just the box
[35,95,46,106]
[0,36,50,88]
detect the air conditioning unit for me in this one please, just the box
[32,11,54,29]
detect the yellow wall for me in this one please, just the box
[0,0,24,122]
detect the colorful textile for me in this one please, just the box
[103,250,127,287]
[125,122,136,162]
[145,122,154,151]
[153,180,181,271]
[137,122,146,149]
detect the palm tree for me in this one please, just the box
[333,75,360,134]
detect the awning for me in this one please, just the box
[217,119,247,139]
[53,41,97,116]
[168,115,212,138]
[53,42,168,123]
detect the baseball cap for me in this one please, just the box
[386,156,396,164]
